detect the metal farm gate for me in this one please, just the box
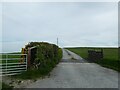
[0,54,27,76]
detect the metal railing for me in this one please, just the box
[0,54,27,76]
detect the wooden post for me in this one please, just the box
[27,48,31,67]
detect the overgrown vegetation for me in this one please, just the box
[66,47,119,72]
[13,42,62,79]
[2,82,13,90]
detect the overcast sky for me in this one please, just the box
[1,2,118,53]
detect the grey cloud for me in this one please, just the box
[2,2,118,53]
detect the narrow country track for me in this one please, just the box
[25,49,118,88]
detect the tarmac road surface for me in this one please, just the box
[26,49,118,88]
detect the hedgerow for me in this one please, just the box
[13,42,62,79]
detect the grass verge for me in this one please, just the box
[66,47,119,72]
[1,82,13,90]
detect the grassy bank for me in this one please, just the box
[66,47,119,72]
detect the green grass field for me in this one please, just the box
[0,52,25,64]
[66,47,119,72]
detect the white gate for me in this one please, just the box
[0,54,27,76]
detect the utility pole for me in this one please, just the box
[57,37,58,46]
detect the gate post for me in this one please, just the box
[27,48,31,68]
